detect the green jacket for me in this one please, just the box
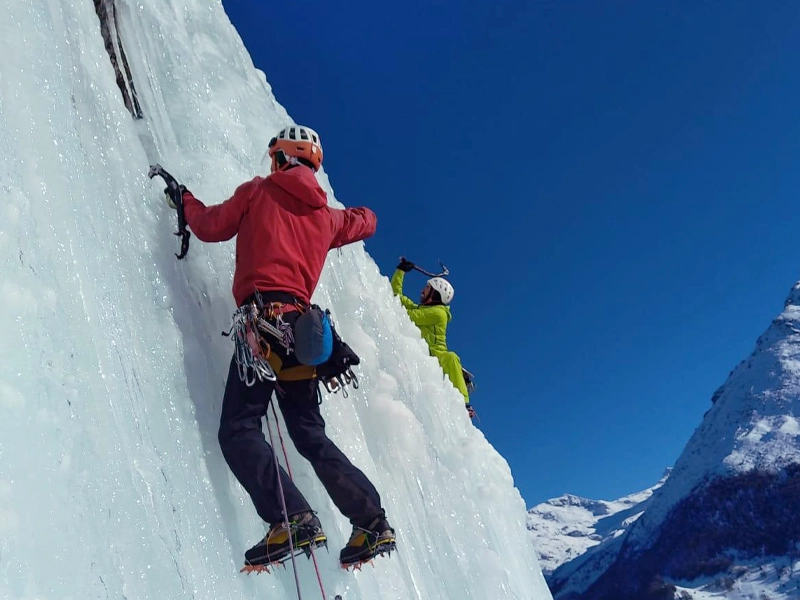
[391,269,451,356]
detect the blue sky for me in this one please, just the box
[221,1,800,507]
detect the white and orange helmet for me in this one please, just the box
[267,125,323,172]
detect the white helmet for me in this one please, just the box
[428,277,454,305]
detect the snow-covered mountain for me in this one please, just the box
[527,472,667,578]
[0,1,552,599]
[532,283,800,600]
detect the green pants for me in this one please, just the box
[436,351,469,402]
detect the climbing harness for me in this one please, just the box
[223,300,295,386]
[224,293,361,397]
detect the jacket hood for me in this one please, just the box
[268,166,327,208]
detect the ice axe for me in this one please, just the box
[148,164,191,259]
[462,367,476,394]
[400,256,450,278]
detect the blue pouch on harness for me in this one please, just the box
[294,305,334,366]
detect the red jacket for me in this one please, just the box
[182,167,376,306]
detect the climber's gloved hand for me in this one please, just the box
[397,257,415,272]
[164,184,188,210]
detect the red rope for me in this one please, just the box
[265,407,303,599]
[271,401,330,600]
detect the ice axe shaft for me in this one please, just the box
[401,256,449,278]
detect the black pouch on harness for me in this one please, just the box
[313,311,361,396]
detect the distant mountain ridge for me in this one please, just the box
[527,473,667,576]
[527,473,667,597]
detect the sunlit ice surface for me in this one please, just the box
[0,1,551,598]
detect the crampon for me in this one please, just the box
[340,540,397,571]
[240,540,328,574]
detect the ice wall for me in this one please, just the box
[0,1,552,598]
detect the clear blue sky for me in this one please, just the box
[221,1,800,507]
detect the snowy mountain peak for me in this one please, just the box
[783,280,800,308]
[547,494,611,515]
[536,283,800,599]
[628,282,800,548]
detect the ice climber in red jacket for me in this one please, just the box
[169,125,396,570]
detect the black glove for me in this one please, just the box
[397,257,415,272]
[164,184,188,210]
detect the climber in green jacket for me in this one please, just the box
[391,257,475,418]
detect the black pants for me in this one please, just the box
[217,334,384,528]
